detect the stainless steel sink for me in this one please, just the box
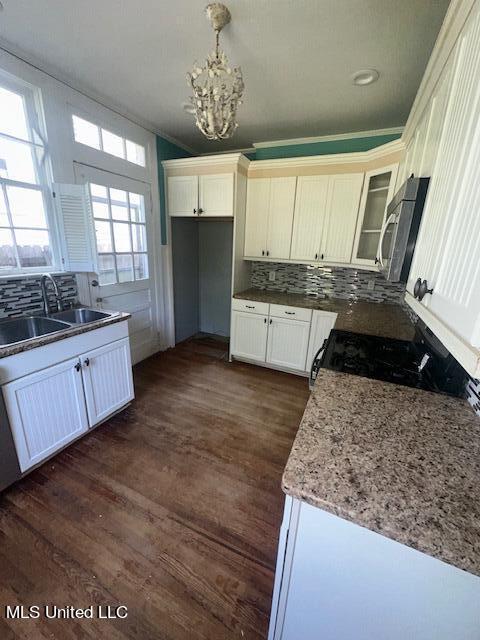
[0,316,72,346]
[50,308,113,324]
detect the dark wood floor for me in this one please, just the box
[0,337,310,640]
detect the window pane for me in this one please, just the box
[131,223,146,252]
[0,228,16,267]
[0,87,29,140]
[110,188,129,220]
[113,222,131,252]
[129,192,145,222]
[72,115,100,149]
[92,200,109,219]
[116,254,134,283]
[133,253,148,280]
[15,229,51,267]
[126,139,146,167]
[95,220,113,252]
[101,129,124,158]
[0,137,37,183]
[7,186,47,228]
[90,183,107,199]
[0,188,8,226]
[98,254,116,285]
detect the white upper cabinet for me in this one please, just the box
[290,176,329,261]
[167,175,198,216]
[168,173,234,217]
[322,173,364,263]
[244,178,270,258]
[352,165,398,266]
[198,173,234,216]
[244,177,296,259]
[267,177,297,259]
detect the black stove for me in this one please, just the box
[310,321,468,397]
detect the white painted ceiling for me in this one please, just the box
[0,0,450,153]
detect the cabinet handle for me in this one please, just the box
[193,208,197,214]
[374,257,379,265]
[266,250,270,256]
[285,311,295,315]
[269,319,273,325]
[84,358,90,367]
[246,305,255,309]
[264,318,267,323]
[413,277,422,299]
[74,362,81,372]
[198,208,204,214]
[315,253,318,260]
[321,253,324,260]
[418,279,434,301]
[262,250,265,256]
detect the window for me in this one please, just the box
[0,80,53,272]
[89,183,148,285]
[73,115,146,167]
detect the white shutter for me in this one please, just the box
[54,183,97,273]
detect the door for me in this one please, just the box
[199,173,234,216]
[305,311,337,372]
[266,317,310,371]
[244,178,270,258]
[74,164,158,364]
[290,176,329,261]
[352,165,398,266]
[3,357,89,472]
[167,175,198,216]
[81,337,134,427]
[231,311,268,362]
[267,177,297,259]
[322,174,364,264]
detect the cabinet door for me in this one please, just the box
[231,311,268,362]
[266,318,310,371]
[305,311,337,372]
[3,357,89,472]
[244,178,270,258]
[352,165,398,266]
[290,176,329,261]
[81,337,134,427]
[266,177,297,259]
[322,174,364,264]
[167,175,198,216]
[199,173,234,217]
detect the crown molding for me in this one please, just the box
[162,152,250,171]
[200,147,255,156]
[0,38,198,156]
[247,138,405,171]
[402,0,476,145]
[252,127,404,150]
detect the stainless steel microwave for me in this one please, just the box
[377,176,430,283]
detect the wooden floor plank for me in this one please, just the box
[0,339,309,639]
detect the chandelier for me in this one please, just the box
[187,3,244,140]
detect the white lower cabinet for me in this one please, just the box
[3,331,134,473]
[230,310,268,362]
[269,497,480,640]
[266,317,310,371]
[82,338,134,426]
[3,357,89,472]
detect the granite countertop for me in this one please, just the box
[0,311,130,359]
[282,369,480,576]
[233,288,415,341]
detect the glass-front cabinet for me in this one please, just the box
[352,164,398,266]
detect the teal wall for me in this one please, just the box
[156,135,192,245]
[252,133,401,161]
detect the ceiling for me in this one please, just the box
[0,0,450,154]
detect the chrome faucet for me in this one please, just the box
[40,274,63,315]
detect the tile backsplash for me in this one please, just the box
[251,262,407,304]
[0,274,77,319]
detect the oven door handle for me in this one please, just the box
[378,212,396,268]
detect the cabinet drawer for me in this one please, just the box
[270,304,312,323]
[232,298,270,315]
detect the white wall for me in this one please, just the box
[0,47,168,347]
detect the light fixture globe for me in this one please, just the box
[187,3,244,140]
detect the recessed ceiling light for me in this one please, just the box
[352,69,379,86]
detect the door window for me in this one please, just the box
[89,183,148,285]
